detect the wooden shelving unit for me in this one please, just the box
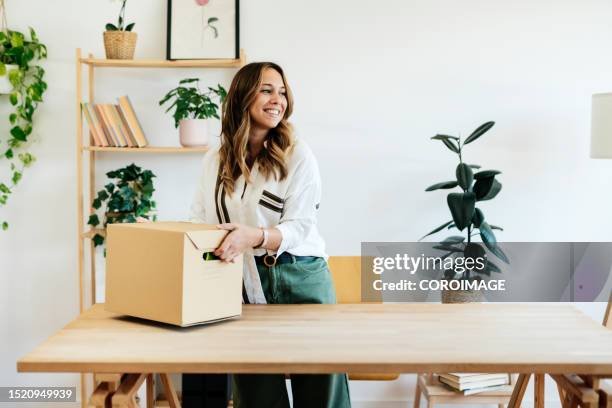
[83,146,209,153]
[75,47,245,408]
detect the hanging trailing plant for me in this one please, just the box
[0,1,48,230]
[87,163,157,249]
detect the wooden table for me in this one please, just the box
[17,303,612,407]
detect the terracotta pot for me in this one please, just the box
[179,119,209,147]
[441,288,483,304]
[0,64,18,94]
[103,31,137,60]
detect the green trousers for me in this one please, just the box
[233,256,352,408]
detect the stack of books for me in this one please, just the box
[81,95,149,148]
[438,373,510,395]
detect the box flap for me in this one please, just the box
[185,229,228,250]
[109,221,220,233]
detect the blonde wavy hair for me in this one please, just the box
[219,62,295,195]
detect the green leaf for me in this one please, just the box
[92,234,105,247]
[472,208,485,228]
[29,27,39,42]
[473,177,502,201]
[468,164,481,169]
[464,121,495,145]
[474,170,501,180]
[0,63,5,76]
[9,113,17,124]
[10,126,27,141]
[432,134,459,141]
[125,22,135,31]
[106,23,118,31]
[12,171,22,185]
[420,220,454,241]
[0,183,11,194]
[88,214,100,227]
[447,192,476,231]
[92,198,102,209]
[5,149,13,159]
[208,17,219,23]
[179,78,199,84]
[455,163,474,190]
[490,224,504,231]
[2,222,8,231]
[9,92,18,105]
[479,222,509,263]
[431,135,460,153]
[10,31,24,48]
[425,181,458,191]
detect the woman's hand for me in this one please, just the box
[215,223,262,262]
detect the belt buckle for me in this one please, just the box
[263,254,277,267]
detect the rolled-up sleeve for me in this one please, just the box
[275,153,321,256]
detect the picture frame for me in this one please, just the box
[166,0,239,60]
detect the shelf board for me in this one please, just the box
[83,146,209,153]
[81,228,105,239]
[80,50,245,68]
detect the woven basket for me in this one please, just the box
[103,31,137,60]
[441,289,483,304]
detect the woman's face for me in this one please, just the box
[248,67,287,131]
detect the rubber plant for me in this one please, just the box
[88,163,157,249]
[0,27,47,230]
[420,121,509,280]
[159,79,226,128]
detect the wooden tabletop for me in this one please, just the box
[17,303,612,375]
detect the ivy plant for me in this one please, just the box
[0,28,47,230]
[105,0,135,31]
[421,121,509,281]
[159,78,226,128]
[88,163,157,248]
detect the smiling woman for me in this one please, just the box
[189,62,352,407]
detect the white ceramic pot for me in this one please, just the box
[179,119,209,147]
[0,64,18,94]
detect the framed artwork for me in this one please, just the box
[167,0,239,60]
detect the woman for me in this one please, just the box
[190,62,351,408]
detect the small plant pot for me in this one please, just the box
[0,64,18,94]
[103,31,137,60]
[441,288,483,304]
[179,119,210,147]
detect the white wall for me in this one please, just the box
[1,0,611,406]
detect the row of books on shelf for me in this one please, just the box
[81,95,149,148]
[438,373,511,396]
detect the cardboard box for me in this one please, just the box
[105,222,242,326]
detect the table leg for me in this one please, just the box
[508,374,531,408]
[160,373,181,408]
[535,374,545,408]
[147,374,155,408]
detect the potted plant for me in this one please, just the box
[420,121,509,303]
[87,163,157,249]
[159,78,226,147]
[104,0,137,60]
[0,27,47,230]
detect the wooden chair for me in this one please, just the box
[328,256,400,382]
[552,291,612,408]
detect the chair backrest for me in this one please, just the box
[604,290,612,329]
[328,256,362,304]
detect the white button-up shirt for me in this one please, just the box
[189,138,327,304]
